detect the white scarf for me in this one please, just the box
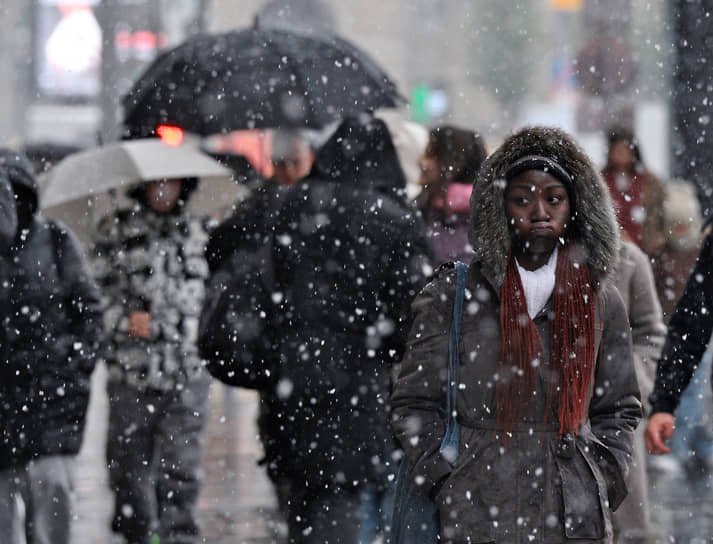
[516,247,558,319]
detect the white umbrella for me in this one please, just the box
[39,139,248,245]
[40,138,234,208]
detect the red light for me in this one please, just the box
[156,125,184,146]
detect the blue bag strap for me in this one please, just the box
[439,261,467,463]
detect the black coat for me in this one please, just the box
[206,117,431,489]
[650,230,713,414]
[0,218,103,469]
[0,148,103,469]
[204,180,289,273]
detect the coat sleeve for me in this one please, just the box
[626,244,666,414]
[54,223,104,376]
[379,210,432,364]
[588,285,642,510]
[391,273,454,499]
[649,232,713,414]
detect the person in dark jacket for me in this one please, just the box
[201,151,297,516]
[646,225,713,456]
[205,116,431,543]
[416,126,488,265]
[392,126,642,543]
[0,149,103,544]
[92,177,211,544]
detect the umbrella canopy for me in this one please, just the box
[40,138,233,209]
[39,139,245,245]
[122,26,404,136]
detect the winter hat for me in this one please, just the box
[663,179,703,251]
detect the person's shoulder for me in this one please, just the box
[597,279,628,317]
[420,261,471,296]
[618,238,650,269]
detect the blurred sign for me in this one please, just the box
[34,0,102,98]
[410,83,449,124]
[548,0,583,11]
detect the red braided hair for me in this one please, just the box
[496,243,596,440]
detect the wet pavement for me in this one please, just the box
[70,363,285,544]
[70,363,713,544]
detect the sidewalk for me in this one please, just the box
[71,364,713,543]
[70,363,285,544]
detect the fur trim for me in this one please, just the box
[469,126,619,289]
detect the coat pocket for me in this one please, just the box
[554,442,606,540]
[584,436,628,511]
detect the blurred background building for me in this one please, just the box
[0,0,699,198]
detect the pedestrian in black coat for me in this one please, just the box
[206,116,431,543]
[646,226,713,455]
[0,149,103,544]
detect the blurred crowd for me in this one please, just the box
[1,111,712,544]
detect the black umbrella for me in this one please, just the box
[122,26,404,136]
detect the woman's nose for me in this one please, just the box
[531,198,550,221]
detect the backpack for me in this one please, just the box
[199,238,277,390]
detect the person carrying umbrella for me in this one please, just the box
[204,115,431,543]
[391,126,642,543]
[0,149,103,544]
[91,175,211,544]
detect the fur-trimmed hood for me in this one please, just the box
[469,126,619,290]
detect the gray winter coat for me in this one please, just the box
[391,127,642,543]
[611,240,665,540]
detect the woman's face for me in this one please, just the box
[608,140,634,171]
[145,179,182,213]
[418,146,440,187]
[504,170,571,269]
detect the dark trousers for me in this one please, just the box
[287,486,362,544]
[106,377,210,544]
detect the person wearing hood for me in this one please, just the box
[0,149,103,544]
[391,126,642,543]
[91,176,211,544]
[416,126,488,265]
[206,115,430,543]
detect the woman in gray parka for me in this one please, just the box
[391,126,642,543]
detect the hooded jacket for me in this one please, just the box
[392,127,642,543]
[0,149,103,469]
[207,116,431,489]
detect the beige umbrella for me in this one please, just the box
[40,139,247,245]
